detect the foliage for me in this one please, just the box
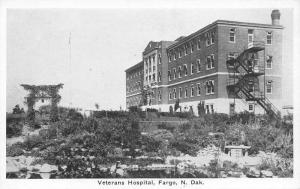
[6,144,24,157]
[197,101,205,116]
[6,121,23,138]
[38,125,57,140]
[23,134,45,150]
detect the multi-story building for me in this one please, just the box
[125,10,283,116]
[125,61,144,108]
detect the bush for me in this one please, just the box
[6,122,23,138]
[23,134,44,150]
[6,144,24,157]
[39,125,57,140]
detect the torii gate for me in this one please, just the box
[21,84,63,123]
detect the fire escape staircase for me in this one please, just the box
[226,41,280,119]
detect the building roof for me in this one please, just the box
[167,19,284,50]
[143,41,160,55]
[125,61,144,73]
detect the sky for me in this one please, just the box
[6,8,293,111]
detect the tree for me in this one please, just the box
[198,101,205,116]
[95,103,99,110]
[12,105,21,114]
[169,106,174,115]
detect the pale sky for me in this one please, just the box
[6,8,293,111]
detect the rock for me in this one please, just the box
[261,170,273,178]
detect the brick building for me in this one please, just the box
[125,10,283,116]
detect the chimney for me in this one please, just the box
[271,9,281,25]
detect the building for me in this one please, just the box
[125,10,283,116]
[125,61,144,108]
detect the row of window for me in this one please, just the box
[126,70,143,80]
[167,55,215,81]
[165,80,215,101]
[145,73,156,83]
[229,28,273,45]
[167,31,216,62]
[126,81,142,93]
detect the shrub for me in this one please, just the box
[6,145,24,157]
[23,134,44,150]
[39,125,57,140]
[6,122,23,138]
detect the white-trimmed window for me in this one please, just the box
[168,53,172,62]
[211,31,215,44]
[191,85,195,97]
[267,32,272,45]
[173,88,177,99]
[158,53,161,64]
[158,71,161,82]
[249,104,254,112]
[206,104,210,114]
[153,65,156,72]
[229,28,236,42]
[152,73,155,81]
[178,66,182,78]
[184,87,188,98]
[190,42,194,53]
[197,38,201,49]
[206,32,211,46]
[210,104,214,114]
[183,64,188,76]
[197,83,201,96]
[191,63,195,75]
[266,55,273,69]
[248,29,254,43]
[169,91,172,100]
[197,59,201,72]
[179,48,182,58]
[206,54,215,69]
[174,51,177,60]
[168,70,171,81]
[205,80,215,94]
[266,81,272,94]
[179,87,182,99]
[158,90,161,101]
[149,75,151,82]
[152,55,155,63]
[173,68,177,79]
[184,44,188,55]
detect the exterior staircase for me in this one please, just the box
[226,41,280,119]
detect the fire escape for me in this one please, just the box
[226,41,280,119]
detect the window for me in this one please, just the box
[210,104,214,114]
[179,87,182,99]
[168,53,172,62]
[197,83,201,96]
[184,44,188,55]
[206,54,215,69]
[178,66,182,78]
[153,65,156,72]
[211,31,215,44]
[158,90,161,101]
[149,75,151,82]
[197,59,201,72]
[168,70,171,81]
[173,68,177,79]
[206,80,215,94]
[248,81,254,93]
[179,48,182,58]
[197,38,201,49]
[229,28,236,42]
[249,104,254,112]
[248,29,254,43]
[149,56,151,64]
[158,54,161,64]
[158,72,161,82]
[267,32,272,45]
[152,74,155,81]
[266,55,273,69]
[184,87,188,98]
[183,64,188,76]
[169,91,172,100]
[152,55,155,63]
[266,81,272,94]
[191,42,194,53]
[173,88,177,99]
[174,51,177,60]
[191,63,195,75]
[191,85,195,97]
[206,105,210,114]
[145,76,148,82]
[206,33,210,46]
